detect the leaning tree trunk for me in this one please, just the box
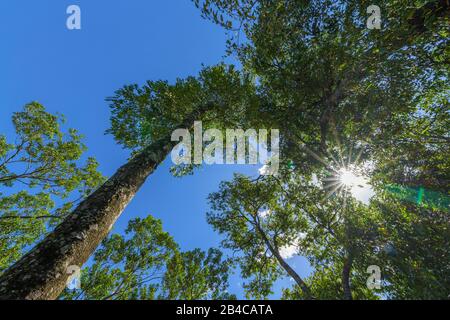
[255,223,314,299]
[270,243,314,300]
[342,252,354,301]
[0,106,208,300]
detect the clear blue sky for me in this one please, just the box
[0,0,311,298]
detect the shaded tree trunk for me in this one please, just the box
[255,223,314,299]
[270,243,314,300]
[407,0,450,33]
[0,107,208,300]
[342,253,353,300]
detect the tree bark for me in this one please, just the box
[270,243,314,300]
[0,106,208,300]
[255,223,314,299]
[342,253,353,300]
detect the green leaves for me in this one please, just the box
[1,102,104,196]
[106,64,259,154]
[0,191,54,271]
[62,215,177,300]
[0,103,105,273]
[206,167,448,299]
[370,194,450,299]
[61,215,234,300]
[162,248,235,300]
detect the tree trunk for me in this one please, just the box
[342,253,353,300]
[255,223,314,299]
[270,244,314,300]
[0,107,207,300]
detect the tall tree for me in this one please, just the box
[207,171,384,300]
[0,65,257,299]
[1,0,447,299]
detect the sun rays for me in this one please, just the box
[323,165,373,203]
[294,134,374,204]
[339,168,361,187]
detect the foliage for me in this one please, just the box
[195,0,449,299]
[60,215,234,300]
[162,248,236,299]
[106,64,260,153]
[0,103,104,273]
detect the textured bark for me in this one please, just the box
[0,107,207,300]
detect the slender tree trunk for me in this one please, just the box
[342,253,353,300]
[0,107,208,300]
[255,223,314,299]
[270,243,314,300]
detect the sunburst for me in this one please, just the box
[295,137,373,203]
[339,168,360,187]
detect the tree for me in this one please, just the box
[0,65,258,299]
[196,0,449,299]
[60,215,234,300]
[207,171,384,300]
[207,163,449,299]
[208,174,313,299]
[194,0,448,158]
[2,0,448,299]
[0,103,103,274]
[368,195,450,299]
[161,248,235,300]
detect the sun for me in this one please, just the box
[336,166,374,203]
[339,168,361,188]
[295,138,374,203]
[322,165,374,203]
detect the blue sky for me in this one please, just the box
[0,0,311,298]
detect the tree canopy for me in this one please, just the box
[1,0,448,300]
[60,215,235,300]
